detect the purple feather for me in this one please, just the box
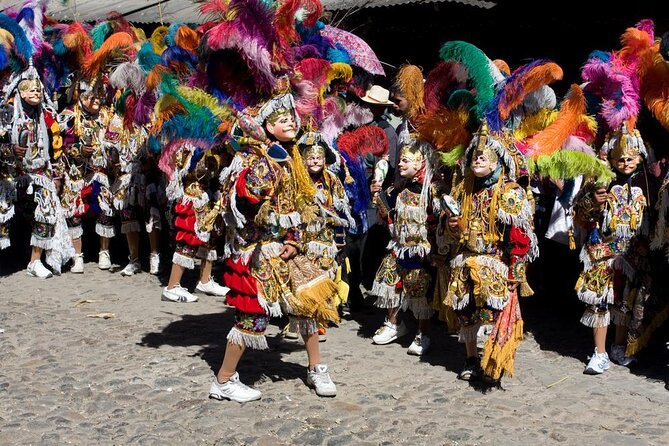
[487,59,554,132]
[292,44,323,61]
[134,90,156,126]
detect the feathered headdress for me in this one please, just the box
[202,0,286,107]
[581,20,654,160]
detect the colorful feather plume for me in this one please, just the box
[296,57,331,85]
[205,0,281,94]
[581,51,640,131]
[336,125,389,158]
[526,84,587,157]
[174,26,200,53]
[61,22,92,66]
[639,46,669,131]
[393,64,425,120]
[150,26,168,55]
[109,61,146,93]
[82,31,135,79]
[439,41,496,120]
[0,13,33,63]
[423,61,467,112]
[416,106,471,152]
[134,90,156,126]
[493,59,563,125]
[15,0,47,57]
[91,21,112,50]
[137,41,161,73]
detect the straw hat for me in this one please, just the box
[360,85,394,106]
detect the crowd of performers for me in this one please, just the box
[3,1,669,402]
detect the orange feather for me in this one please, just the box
[640,48,669,131]
[527,84,585,157]
[416,106,471,152]
[82,32,135,79]
[175,26,200,53]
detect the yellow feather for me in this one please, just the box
[177,86,234,121]
[327,63,353,84]
[0,29,15,47]
[513,109,557,141]
[150,26,168,55]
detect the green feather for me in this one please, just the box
[529,151,614,185]
[440,41,495,121]
[438,144,466,167]
[91,22,111,51]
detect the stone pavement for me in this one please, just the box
[1,264,668,445]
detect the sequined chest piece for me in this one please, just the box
[464,187,494,253]
[607,184,646,235]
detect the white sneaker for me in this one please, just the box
[372,319,408,345]
[120,259,141,276]
[407,333,431,356]
[98,250,111,270]
[161,285,198,303]
[584,348,611,375]
[196,279,230,297]
[209,372,261,402]
[70,254,84,274]
[610,344,637,367]
[306,364,337,397]
[27,260,52,279]
[149,253,160,275]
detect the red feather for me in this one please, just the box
[337,126,389,158]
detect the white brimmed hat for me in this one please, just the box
[360,85,394,106]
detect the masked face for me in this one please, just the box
[19,84,42,106]
[398,153,423,179]
[471,151,498,178]
[614,155,640,175]
[80,93,102,115]
[265,112,297,142]
[304,152,325,176]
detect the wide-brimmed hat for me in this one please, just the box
[360,85,394,106]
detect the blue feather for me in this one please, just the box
[161,46,197,69]
[90,21,111,50]
[188,147,205,172]
[52,38,67,56]
[0,45,8,70]
[487,59,553,132]
[326,43,351,64]
[0,13,33,61]
[137,42,161,73]
[15,8,35,29]
[587,50,611,62]
[165,23,183,47]
[148,135,162,154]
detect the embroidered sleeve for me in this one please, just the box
[498,182,538,262]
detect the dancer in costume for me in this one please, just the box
[444,122,536,382]
[0,72,71,277]
[575,29,661,374]
[574,124,656,373]
[370,136,437,356]
[109,62,163,277]
[160,143,229,303]
[59,77,118,272]
[210,92,340,402]
[0,5,74,277]
[295,131,356,339]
